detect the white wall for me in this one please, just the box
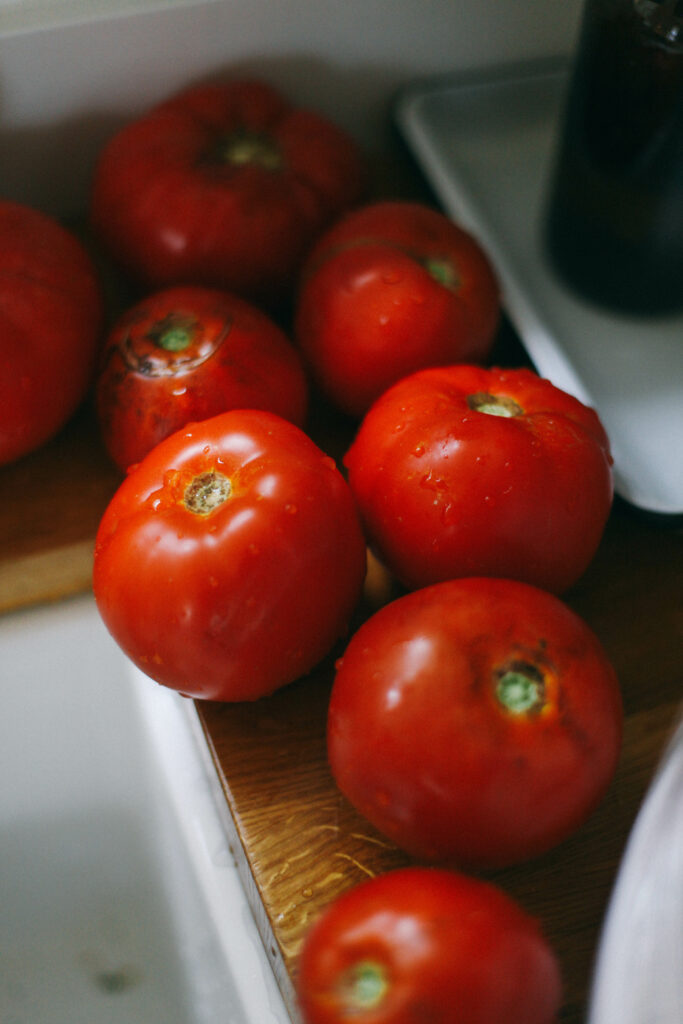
[0,0,583,216]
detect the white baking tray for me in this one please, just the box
[395,61,683,518]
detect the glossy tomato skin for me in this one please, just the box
[93,409,367,701]
[295,201,500,417]
[344,365,613,594]
[297,867,563,1024]
[327,578,622,868]
[0,200,103,466]
[90,80,367,307]
[96,285,308,472]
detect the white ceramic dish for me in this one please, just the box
[395,61,683,518]
[0,595,290,1024]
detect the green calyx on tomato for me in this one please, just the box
[421,255,460,292]
[147,313,200,353]
[338,960,389,1012]
[495,661,546,715]
[183,470,231,516]
[467,391,523,418]
[217,131,283,171]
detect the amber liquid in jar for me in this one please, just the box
[545,0,683,315]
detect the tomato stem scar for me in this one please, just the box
[147,313,199,352]
[496,663,546,714]
[219,132,283,171]
[184,471,231,515]
[339,960,389,1011]
[422,256,460,291]
[468,392,523,418]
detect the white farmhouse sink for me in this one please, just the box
[0,594,290,1024]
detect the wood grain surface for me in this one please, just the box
[1,177,681,1023]
[0,404,122,614]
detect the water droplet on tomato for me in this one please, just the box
[440,502,455,524]
[420,470,448,492]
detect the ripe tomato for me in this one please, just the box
[90,79,367,307]
[93,409,367,701]
[0,200,102,466]
[344,365,613,594]
[297,866,563,1024]
[294,201,500,417]
[95,285,308,472]
[327,577,622,868]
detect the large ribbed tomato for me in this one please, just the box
[90,79,367,307]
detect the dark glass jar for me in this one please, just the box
[544,0,683,316]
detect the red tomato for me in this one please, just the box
[95,285,308,472]
[327,578,622,868]
[0,200,103,466]
[93,409,367,701]
[90,80,367,307]
[297,866,563,1024]
[344,365,613,594]
[294,201,500,417]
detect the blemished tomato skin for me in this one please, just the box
[295,201,501,417]
[327,578,622,868]
[96,285,308,472]
[93,409,367,701]
[90,80,367,307]
[297,867,563,1024]
[344,365,614,594]
[0,200,103,466]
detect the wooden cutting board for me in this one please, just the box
[1,381,681,1024]
[0,403,121,615]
